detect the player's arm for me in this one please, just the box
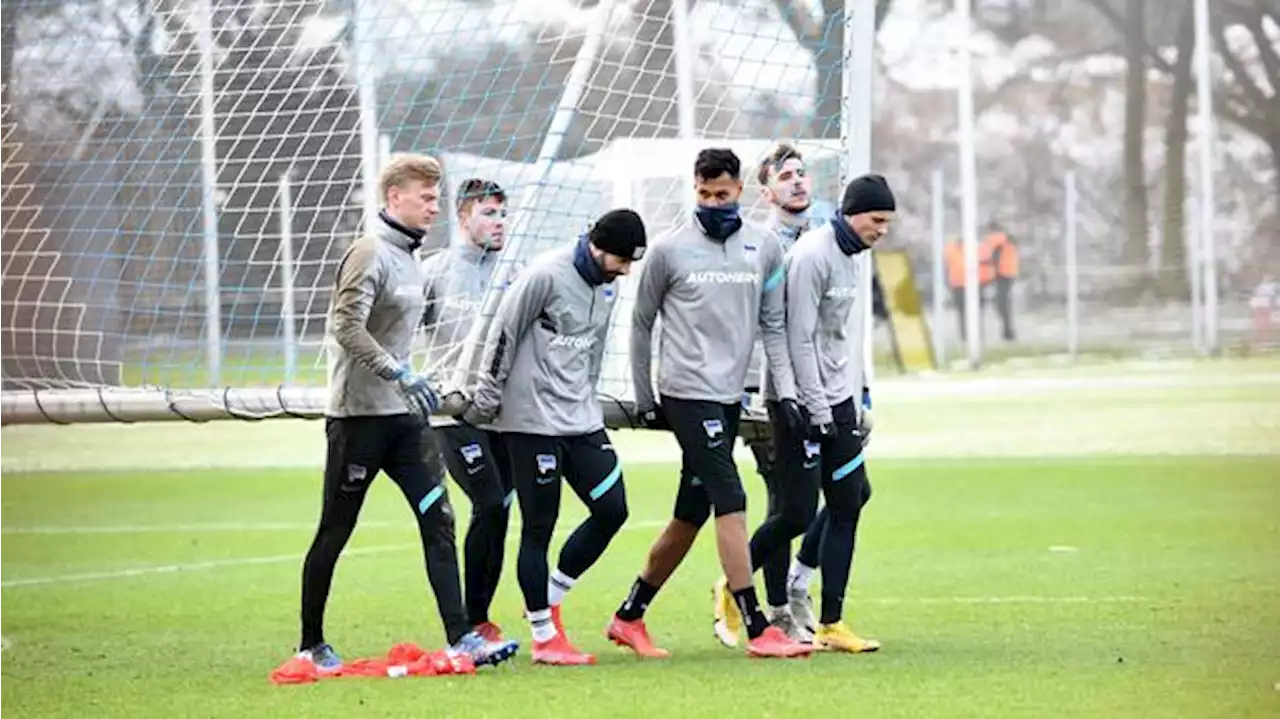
[330,240,400,379]
[466,267,555,423]
[629,242,669,416]
[419,250,444,329]
[759,238,797,401]
[786,246,831,426]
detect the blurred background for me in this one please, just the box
[1,0,1277,402]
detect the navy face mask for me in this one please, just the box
[695,203,743,241]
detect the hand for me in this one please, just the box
[637,405,671,431]
[858,387,874,446]
[393,366,440,420]
[806,421,834,442]
[779,398,808,434]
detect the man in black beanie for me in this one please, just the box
[765,172,895,653]
[452,208,645,666]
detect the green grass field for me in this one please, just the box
[3,357,1279,718]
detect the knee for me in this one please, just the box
[780,504,817,539]
[520,514,556,549]
[419,498,458,546]
[711,481,747,518]
[471,490,511,524]
[593,494,629,534]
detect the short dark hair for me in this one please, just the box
[694,148,741,182]
[757,143,803,186]
[455,178,506,214]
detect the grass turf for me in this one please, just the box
[3,455,1278,718]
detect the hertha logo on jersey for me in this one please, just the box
[459,442,483,465]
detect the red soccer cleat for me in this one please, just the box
[550,604,567,636]
[605,616,670,659]
[746,625,815,659]
[473,621,504,643]
[532,632,596,666]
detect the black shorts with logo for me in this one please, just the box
[662,395,748,525]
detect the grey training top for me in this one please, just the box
[420,242,507,371]
[631,216,796,410]
[785,221,870,426]
[325,215,425,418]
[470,243,617,436]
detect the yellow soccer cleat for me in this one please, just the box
[712,577,742,648]
[814,622,881,654]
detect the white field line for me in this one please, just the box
[0,519,670,588]
[2,521,398,535]
[3,518,1156,609]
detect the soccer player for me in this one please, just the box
[727,143,835,645]
[293,154,518,673]
[605,147,813,660]
[454,209,648,666]
[420,178,513,641]
[778,173,896,652]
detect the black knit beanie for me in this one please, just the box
[841,174,896,216]
[588,208,648,261]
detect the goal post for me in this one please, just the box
[1,0,876,426]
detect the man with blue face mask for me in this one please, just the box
[605,148,813,660]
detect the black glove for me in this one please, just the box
[806,421,834,442]
[779,398,808,434]
[637,405,671,431]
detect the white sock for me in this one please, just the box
[788,561,816,593]
[547,568,578,607]
[528,608,557,643]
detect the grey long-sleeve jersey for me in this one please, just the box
[470,243,617,436]
[324,216,425,418]
[748,207,822,400]
[786,221,871,426]
[420,242,507,370]
[631,218,796,411]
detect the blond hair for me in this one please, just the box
[379,153,443,201]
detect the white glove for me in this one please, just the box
[857,388,874,447]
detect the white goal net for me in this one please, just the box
[1,0,867,425]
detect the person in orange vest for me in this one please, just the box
[981,221,1018,341]
[943,236,978,341]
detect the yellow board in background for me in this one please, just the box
[875,250,936,373]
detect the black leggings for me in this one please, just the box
[435,424,513,626]
[504,430,629,613]
[301,415,470,648]
[751,399,872,624]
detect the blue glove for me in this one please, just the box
[392,366,440,420]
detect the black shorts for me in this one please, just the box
[662,395,747,525]
[434,424,514,513]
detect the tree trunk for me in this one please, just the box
[1122,0,1151,288]
[1158,0,1195,300]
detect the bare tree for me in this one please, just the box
[1122,0,1151,278]
[773,0,893,138]
[1158,0,1196,298]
